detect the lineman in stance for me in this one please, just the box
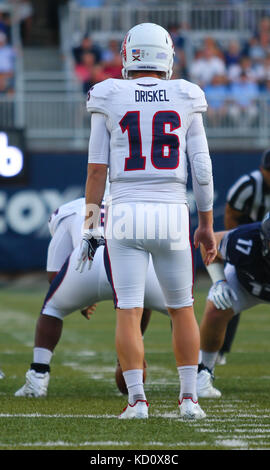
[15,198,163,398]
[217,148,270,365]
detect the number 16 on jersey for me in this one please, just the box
[120,110,181,171]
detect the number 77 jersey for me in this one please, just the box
[86,76,208,204]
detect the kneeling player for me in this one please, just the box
[197,213,270,397]
[14,199,167,398]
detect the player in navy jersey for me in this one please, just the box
[196,213,270,398]
[218,147,270,365]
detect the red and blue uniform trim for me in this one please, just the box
[40,255,70,314]
[103,241,118,309]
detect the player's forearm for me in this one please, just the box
[198,209,214,228]
[84,163,107,230]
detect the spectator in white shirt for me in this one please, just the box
[190,43,226,88]
[0,31,15,92]
[228,71,259,126]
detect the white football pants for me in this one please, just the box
[42,246,168,320]
[105,202,194,310]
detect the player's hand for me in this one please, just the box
[193,226,217,266]
[209,280,238,310]
[81,304,97,320]
[76,229,105,273]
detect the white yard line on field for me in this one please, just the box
[0,441,132,448]
[0,440,209,448]
[0,413,117,419]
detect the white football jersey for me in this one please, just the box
[87,77,207,204]
[48,197,106,238]
[48,198,85,237]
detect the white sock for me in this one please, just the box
[33,347,53,365]
[177,365,198,402]
[122,369,146,405]
[201,350,218,371]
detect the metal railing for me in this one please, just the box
[67,1,270,45]
[1,93,269,150]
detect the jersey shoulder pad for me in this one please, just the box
[86,78,115,114]
[177,79,207,113]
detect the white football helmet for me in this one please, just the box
[121,23,175,80]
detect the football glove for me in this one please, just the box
[76,229,105,273]
[208,280,238,310]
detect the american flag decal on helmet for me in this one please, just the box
[132,49,141,61]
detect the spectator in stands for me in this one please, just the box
[227,56,257,83]
[248,36,268,63]
[224,39,243,68]
[72,34,102,66]
[190,39,226,88]
[204,74,229,126]
[101,39,119,62]
[203,36,224,60]
[249,53,270,89]
[166,23,189,79]
[0,31,15,93]
[0,12,11,43]
[0,73,8,95]
[167,23,182,46]
[102,54,122,79]
[101,39,122,78]
[74,51,97,94]
[74,50,113,93]
[13,0,34,45]
[254,16,270,42]
[167,21,189,51]
[228,71,259,126]
[261,54,270,82]
[173,46,188,79]
[0,74,12,95]
[243,16,270,60]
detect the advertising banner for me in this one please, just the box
[0,150,262,271]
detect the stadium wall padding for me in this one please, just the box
[0,150,263,271]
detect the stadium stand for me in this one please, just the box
[1,0,270,150]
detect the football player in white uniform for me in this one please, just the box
[77,23,216,420]
[14,198,167,398]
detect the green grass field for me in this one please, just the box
[0,276,270,451]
